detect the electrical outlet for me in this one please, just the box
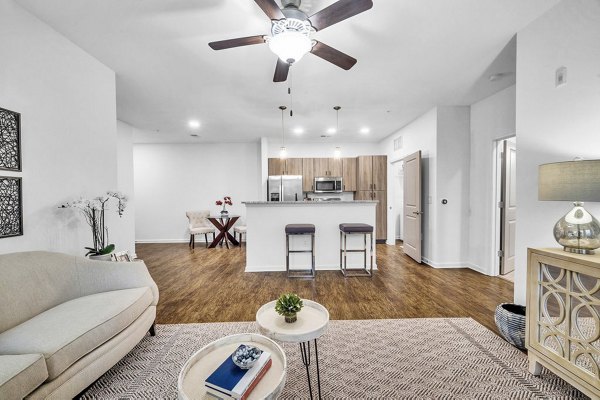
[556,66,567,87]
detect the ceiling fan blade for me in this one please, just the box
[209,35,266,50]
[309,0,373,31]
[310,41,357,70]
[273,59,290,82]
[254,0,285,20]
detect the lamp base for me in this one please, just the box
[563,246,595,255]
[554,202,600,254]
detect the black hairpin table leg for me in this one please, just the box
[299,339,322,400]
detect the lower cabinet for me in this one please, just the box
[526,248,600,399]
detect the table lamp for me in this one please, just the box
[538,159,600,254]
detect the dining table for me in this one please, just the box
[207,214,240,248]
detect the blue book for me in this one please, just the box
[205,346,271,399]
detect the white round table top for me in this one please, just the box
[255,299,330,343]
[177,333,287,400]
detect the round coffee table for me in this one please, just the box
[256,300,329,400]
[177,333,287,400]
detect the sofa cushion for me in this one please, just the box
[0,287,152,380]
[0,354,48,400]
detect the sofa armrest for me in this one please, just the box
[74,257,159,306]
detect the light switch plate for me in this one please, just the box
[556,66,567,87]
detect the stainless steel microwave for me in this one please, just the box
[314,176,343,193]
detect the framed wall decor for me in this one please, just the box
[0,107,22,172]
[0,176,23,238]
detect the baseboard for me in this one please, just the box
[421,257,492,275]
[136,239,189,244]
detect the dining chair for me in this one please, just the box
[186,210,216,249]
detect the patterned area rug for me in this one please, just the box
[81,318,587,399]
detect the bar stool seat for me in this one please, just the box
[339,223,374,277]
[286,224,316,234]
[339,223,373,233]
[285,224,316,279]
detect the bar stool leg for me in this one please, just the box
[363,232,367,270]
[343,232,348,276]
[370,232,374,276]
[311,233,316,277]
[286,234,290,275]
[339,231,343,275]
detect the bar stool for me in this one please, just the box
[285,224,316,279]
[339,223,374,277]
[234,225,246,246]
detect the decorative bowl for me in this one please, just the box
[232,344,263,369]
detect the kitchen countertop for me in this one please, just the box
[243,201,378,205]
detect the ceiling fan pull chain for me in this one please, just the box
[288,64,294,117]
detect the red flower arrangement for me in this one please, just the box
[216,196,233,213]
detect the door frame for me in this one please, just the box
[492,134,516,276]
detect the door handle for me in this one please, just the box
[374,183,376,190]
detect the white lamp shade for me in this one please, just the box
[538,160,600,201]
[268,31,312,64]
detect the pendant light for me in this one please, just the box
[333,106,341,159]
[279,105,287,159]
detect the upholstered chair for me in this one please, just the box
[186,211,216,249]
[234,225,246,247]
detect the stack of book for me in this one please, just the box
[205,345,272,400]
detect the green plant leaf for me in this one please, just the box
[99,244,115,255]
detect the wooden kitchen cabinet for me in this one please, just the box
[356,155,388,241]
[329,158,343,177]
[342,157,357,191]
[358,155,387,190]
[313,158,329,177]
[314,158,342,177]
[373,190,387,240]
[268,158,285,176]
[286,158,303,175]
[302,158,315,192]
[268,158,303,176]
[372,156,387,190]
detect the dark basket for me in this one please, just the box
[494,303,526,350]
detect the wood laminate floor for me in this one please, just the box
[137,242,514,336]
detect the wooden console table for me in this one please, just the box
[526,248,600,399]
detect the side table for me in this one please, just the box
[177,333,287,400]
[256,300,329,400]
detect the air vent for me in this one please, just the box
[321,135,330,138]
[394,136,403,150]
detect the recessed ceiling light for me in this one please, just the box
[190,134,199,138]
[360,127,370,135]
[293,127,304,135]
[326,127,336,134]
[188,120,201,129]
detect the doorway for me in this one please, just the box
[494,137,517,278]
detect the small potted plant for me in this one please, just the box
[275,293,304,323]
[216,196,233,216]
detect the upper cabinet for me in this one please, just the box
[342,157,357,192]
[268,158,285,176]
[313,158,342,177]
[302,158,315,192]
[357,155,387,191]
[268,158,303,176]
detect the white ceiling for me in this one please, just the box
[16,0,559,144]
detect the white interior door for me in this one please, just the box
[500,140,516,274]
[403,151,422,263]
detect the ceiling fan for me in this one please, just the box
[208,0,373,82]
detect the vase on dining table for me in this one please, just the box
[220,205,228,217]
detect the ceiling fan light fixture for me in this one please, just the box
[268,30,312,64]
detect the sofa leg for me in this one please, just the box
[149,322,156,337]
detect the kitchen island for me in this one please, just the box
[243,201,378,272]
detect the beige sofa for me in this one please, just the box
[0,251,159,399]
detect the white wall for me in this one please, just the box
[380,108,438,257]
[468,85,516,275]
[116,121,136,253]
[0,0,127,256]
[514,0,600,304]
[134,142,261,242]
[266,141,382,159]
[435,106,471,267]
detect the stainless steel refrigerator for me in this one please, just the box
[268,175,303,202]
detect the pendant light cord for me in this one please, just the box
[281,107,285,148]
